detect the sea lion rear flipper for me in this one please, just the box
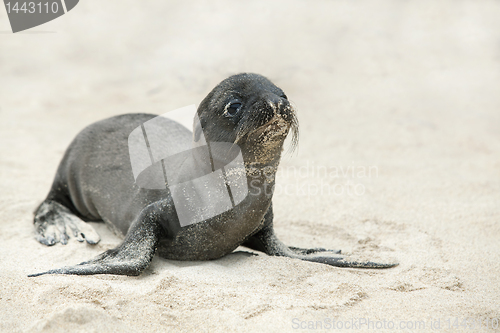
[243,207,397,269]
[288,246,341,255]
[29,213,163,277]
[34,200,100,246]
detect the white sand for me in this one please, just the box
[1,1,499,332]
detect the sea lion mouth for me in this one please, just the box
[234,103,299,154]
[253,115,289,138]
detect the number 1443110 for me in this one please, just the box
[5,2,60,14]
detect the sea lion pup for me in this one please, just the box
[29,73,396,277]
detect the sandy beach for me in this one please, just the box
[1,0,499,332]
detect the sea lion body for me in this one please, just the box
[31,73,395,277]
[44,113,270,261]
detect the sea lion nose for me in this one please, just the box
[275,97,293,122]
[277,99,291,116]
[253,93,291,126]
[263,93,289,114]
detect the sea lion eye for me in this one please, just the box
[225,102,242,117]
[280,94,288,100]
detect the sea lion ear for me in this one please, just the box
[193,115,205,143]
[194,124,202,142]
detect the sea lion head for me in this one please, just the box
[195,73,298,164]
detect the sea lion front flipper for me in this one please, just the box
[243,207,397,269]
[29,212,163,277]
[244,225,397,269]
